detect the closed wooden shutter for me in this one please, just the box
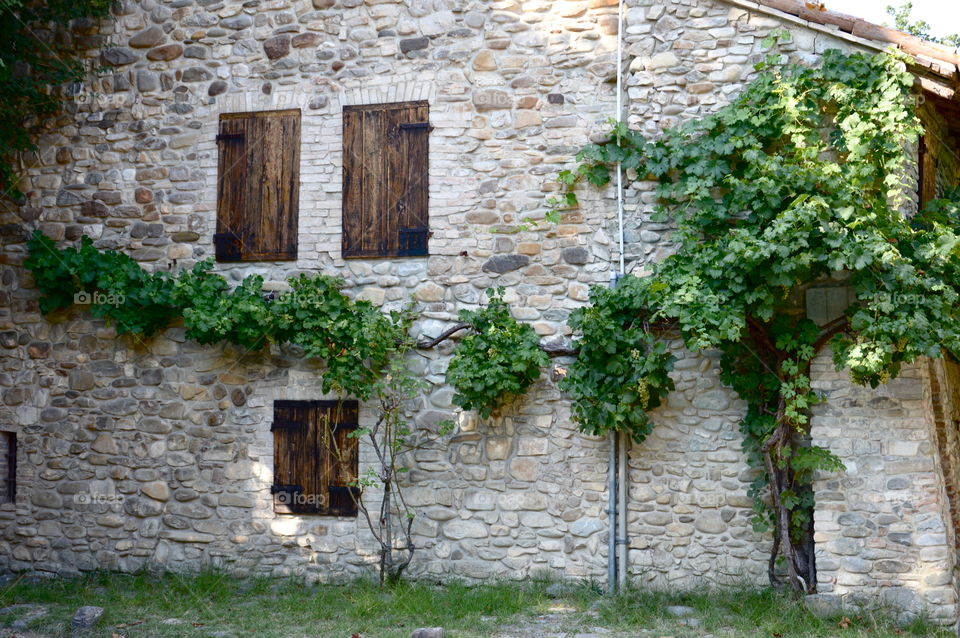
[320,401,360,516]
[216,109,300,262]
[271,400,313,514]
[271,400,359,516]
[919,135,938,210]
[342,101,430,258]
[0,432,15,504]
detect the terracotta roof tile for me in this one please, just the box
[752,0,959,80]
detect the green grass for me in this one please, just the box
[0,571,548,638]
[587,584,952,637]
[0,570,952,637]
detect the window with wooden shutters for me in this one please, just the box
[918,135,938,210]
[215,109,301,262]
[342,101,430,258]
[0,432,15,504]
[271,400,359,516]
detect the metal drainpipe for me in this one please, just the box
[618,430,628,589]
[606,0,627,596]
[607,431,617,593]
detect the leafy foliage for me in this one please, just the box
[271,274,407,396]
[24,234,179,334]
[25,231,406,400]
[27,233,553,414]
[561,275,675,443]
[886,2,960,48]
[174,263,267,349]
[557,48,960,590]
[446,288,549,418]
[0,0,114,192]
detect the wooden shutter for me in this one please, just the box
[342,101,430,258]
[271,400,359,516]
[271,400,313,514]
[216,109,300,262]
[317,401,360,516]
[918,135,938,210]
[1,432,15,504]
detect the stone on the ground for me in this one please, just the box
[411,628,444,638]
[7,604,47,629]
[71,605,104,632]
[897,611,919,627]
[545,582,567,598]
[665,604,695,617]
[804,593,842,618]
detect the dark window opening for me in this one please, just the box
[918,135,938,210]
[0,431,16,504]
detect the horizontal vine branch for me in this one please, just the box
[25,232,407,401]
[415,322,579,357]
[540,343,579,357]
[414,323,471,349]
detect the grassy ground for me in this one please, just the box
[0,570,951,638]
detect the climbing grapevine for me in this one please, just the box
[560,275,675,443]
[24,232,406,400]
[558,48,960,591]
[446,288,549,418]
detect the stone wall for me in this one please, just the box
[616,3,960,620]
[810,356,960,626]
[625,343,768,587]
[0,0,736,584]
[0,0,957,624]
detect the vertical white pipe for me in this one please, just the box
[616,0,625,276]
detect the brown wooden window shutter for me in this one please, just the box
[271,400,359,516]
[0,431,16,504]
[216,109,301,262]
[918,135,938,210]
[342,101,430,258]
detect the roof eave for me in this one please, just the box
[717,0,959,92]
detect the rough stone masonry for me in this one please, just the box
[1,0,959,627]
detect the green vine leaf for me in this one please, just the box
[555,49,959,575]
[25,232,407,401]
[561,274,676,443]
[446,287,549,418]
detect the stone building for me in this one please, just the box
[1,0,960,627]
